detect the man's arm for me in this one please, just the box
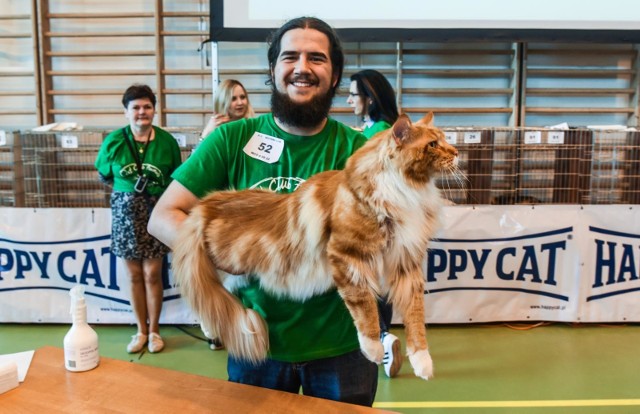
[148,180,199,249]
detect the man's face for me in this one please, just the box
[269,28,338,129]
[271,28,337,105]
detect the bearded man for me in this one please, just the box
[148,16,378,406]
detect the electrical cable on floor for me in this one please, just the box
[174,325,209,343]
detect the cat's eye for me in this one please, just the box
[428,141,438,148]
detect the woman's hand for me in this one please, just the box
[211,113,231,125]
[201,113,231,139]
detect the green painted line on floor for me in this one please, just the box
[374,399,640,409]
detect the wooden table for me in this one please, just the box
[1,346,394,413]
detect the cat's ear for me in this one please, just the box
[416,112,434,127]
[392,114,412,146]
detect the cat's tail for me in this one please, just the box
[172,205,269,364]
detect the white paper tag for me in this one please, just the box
[243,132,284,164]
[172,133,187,147]
[463,131,481,144]
[547,131,565,144]
[444,131,457,145]
[0,130,6,146]
[524,131,542,144]
[60,134,78,149]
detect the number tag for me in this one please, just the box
[243,132,284,164]
[463,131,481,144]
[547,131,565,144]
[524,131,542,144]
[60,134,78,148]
[444,131,457,145]
[172,133,187,147]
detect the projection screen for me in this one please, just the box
[209,0,640,42]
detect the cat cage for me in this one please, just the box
[2,128,639,208]
[0,129,202,208]
[16,130,109,208]
[437,128,640,205]
[0,131,24,207]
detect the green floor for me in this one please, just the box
[1,323,639,414]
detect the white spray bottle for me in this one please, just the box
[63,285,100,372]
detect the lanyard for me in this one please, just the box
[123,126,152,176]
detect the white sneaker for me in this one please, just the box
[200,322,224,350]
[208,338,224,351]
[126,333,148,353]
[381,332,403,378]
[148,332,164,353]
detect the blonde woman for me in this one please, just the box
[201,79,255,139]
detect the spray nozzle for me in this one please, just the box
[69,285,86,313]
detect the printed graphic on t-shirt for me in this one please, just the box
[250,176,305,193]
[119,163,164,186]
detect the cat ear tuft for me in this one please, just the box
[416,112,434,127]
[392,114,412,146]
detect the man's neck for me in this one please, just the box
[274,116,328,136]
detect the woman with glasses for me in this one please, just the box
[347,69,399,138]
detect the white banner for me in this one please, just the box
[0,208,197,324]
[1,206,639,324]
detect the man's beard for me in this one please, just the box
[271,87,334,129]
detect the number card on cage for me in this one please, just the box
[444,131,457,145]
[60,135,78,149]
[524,131,542,144]
[463,131,481,144]
[547,131,565,144]
[172,133,187,148]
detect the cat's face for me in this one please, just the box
[392,113,459,184]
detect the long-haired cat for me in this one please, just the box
[172,113,458,380]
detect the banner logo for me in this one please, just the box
[426,227,572,301]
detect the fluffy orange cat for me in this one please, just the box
[172,113,458,380]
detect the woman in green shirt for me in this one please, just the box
[347,69,400,139]
[95,84,182,355]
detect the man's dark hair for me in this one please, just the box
[122,84,156,108]
[350,69,399,125]
[266,16,344,96]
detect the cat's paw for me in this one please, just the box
[409,349,434,380]
[358,333,384,364]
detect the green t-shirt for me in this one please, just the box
[172,113,368,362]
[95,126,182,196]
[363,120,392,139]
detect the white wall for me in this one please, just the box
[0,0,638,130]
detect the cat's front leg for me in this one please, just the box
[330,260,383,364]
[397,269,434,380]
[344,286,384,364]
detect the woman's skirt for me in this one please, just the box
[110,191,170,260]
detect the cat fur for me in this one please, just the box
[172,112,459,380]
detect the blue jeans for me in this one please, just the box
[227,349,378,406]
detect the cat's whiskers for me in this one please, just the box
[436,159,467,203]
